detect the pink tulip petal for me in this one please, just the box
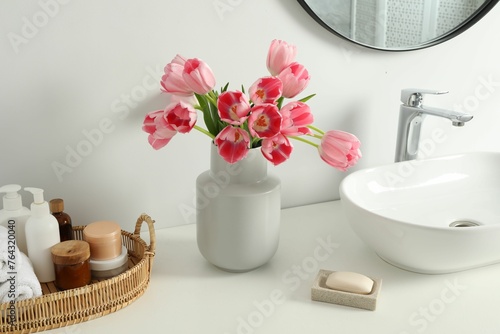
[160,59,194,96]
[142,108,177,150]
[280,101,313,136]
[217,91,251,125]
[248,104,282,139]
[142,110,164,134]
[214,126,251,163]
[182,58,216,95]
[278,62,310,98]
[261,134,293,166]
[164,101,197,133]
[249,76,283,105]
[267,39,297,76]
[148,135,173,150]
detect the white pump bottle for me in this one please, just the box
[24,187,60,282]
[0,184,31,254]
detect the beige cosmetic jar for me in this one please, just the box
[83,221,122,260]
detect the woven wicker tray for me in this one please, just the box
[0,213,156,334]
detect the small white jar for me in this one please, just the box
[89,245,128,279]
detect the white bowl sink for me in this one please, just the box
[340,152,500,274]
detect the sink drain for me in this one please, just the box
[449,220,481,227]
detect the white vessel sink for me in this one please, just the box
[339,152,500,274]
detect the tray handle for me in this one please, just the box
[134,213,156,255]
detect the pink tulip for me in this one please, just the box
[160,55,194,96]
[182,58,216,95]
[147,132,175,150]
[170,54,187,66]
[319,130,362,171]
[164,101,197,133]
[278,62,310,98]
[142,109,163,134]
[249,76,283,105]
[279,101,313,136]
[248,104,282,139]
[261,134,293,166]
[267,39,297,76]
[142,110,177,150]
[217,90,251,125]
[214,126,251,163]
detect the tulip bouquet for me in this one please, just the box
[142,39,361,171]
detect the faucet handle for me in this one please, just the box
[401,89,449,107]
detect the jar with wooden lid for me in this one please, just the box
[51,240,91,290]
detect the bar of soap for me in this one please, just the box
[325,271,374,295]
[311,270,382,310]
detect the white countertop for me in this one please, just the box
[45,201,500,334]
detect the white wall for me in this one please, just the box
[1,0,500,232]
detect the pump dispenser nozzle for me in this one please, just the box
[25,187,44,203]
[25,187,49,217]
[0,184,23,211]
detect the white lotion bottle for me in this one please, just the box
[24,187,61,282]
[0,184,31,254]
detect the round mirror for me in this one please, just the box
[297,0,499,51]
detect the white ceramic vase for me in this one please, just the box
[196,144,281,272]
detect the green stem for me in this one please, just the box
[289,135,319,148]
[307,125,325,135]
[194,125,215,139]
[206,91,218,107]
[251,137,262,148]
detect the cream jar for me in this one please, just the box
[83,221,122,260]
[89,245,128,279]
[51,240,91,290]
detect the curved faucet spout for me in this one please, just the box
[414,105,473,124]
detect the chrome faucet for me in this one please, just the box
[395,89,473,162]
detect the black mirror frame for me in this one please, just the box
[297,0,499,51]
